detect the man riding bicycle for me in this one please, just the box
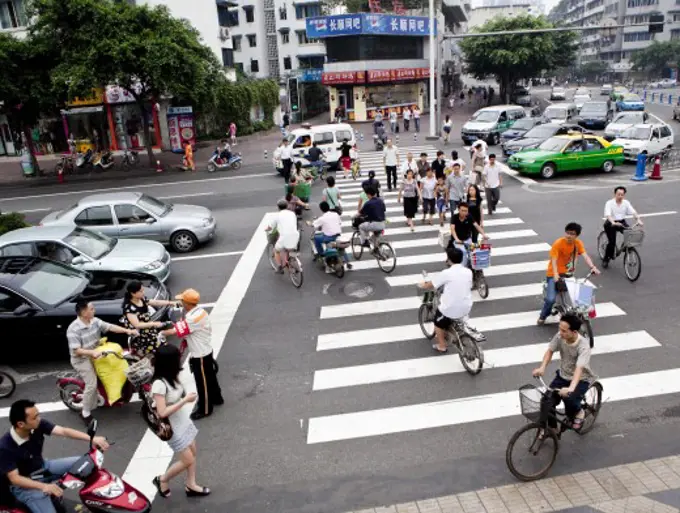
[603,186,643,266]
[532,313,595,430]
[357,186,386,249]
[418,247,472,354]
[306,142,325,179]
[449,202,488,267]
[266,199,300,274]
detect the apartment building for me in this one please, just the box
[467,2,536,28]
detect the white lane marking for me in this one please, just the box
[320,283,543,319]
[316,302,624,351]
[339,208,512,228]
[389,229,538,250]
[121,213,273,501]
[342,193,496,206]
[0,173,274,203]
[370,217,523,238]
[157,192,215,200]
[312,331,660,390]
[600,210,677,221]
[18,208,51,213]
[307,366,680,444]
[386,260,547,286]
[173,250,244,262]
[349,242,550,271]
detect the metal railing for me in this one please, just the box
[645,148,680,172]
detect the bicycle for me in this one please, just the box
[506,375,603,481]
[543,270,596,346]
[0,370,16,399]
[120,149,140,170]
[417,273,486,375]
[267,232,303,288]
[350,221,397,273]
[596,222,644,282]
[465,242,491,299]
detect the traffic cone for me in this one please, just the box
[156,160,164,173]
[649,155,663,180]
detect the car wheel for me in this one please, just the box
[602,160,615,173]
[170,230,198,253]
[490,132,500,145]
[540,162,556,179]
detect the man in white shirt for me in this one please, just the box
[400,152,418,179]
[312,201,351,269]
[418,247,473,353]
[279,138,293,183]
[447,150,466,177]
[172,289,223,420]
[603,186,643,265]
[266,199,300,272]
[382,139,400,191]
[483,153,504,215]
[413,106,421,132]
[402,107,411,132]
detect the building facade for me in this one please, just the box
[467,3,534,28]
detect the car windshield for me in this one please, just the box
[575,95,590,101]
[471,111,498,122]
[622,94,641,102]
[613,112,644,124]
[553,88,564,94]
[545,108,567,119]
[63,227,116,260]
[620,126,651,140]
[10,260,87,307]
[138,194,170,216]
[510,119,536,130]
[538,137,567,152]
[523,125,557,139]
[580,103,607,114]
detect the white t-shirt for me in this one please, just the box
[431,264,473,320]
[403,109,411,120]
[483,163,502,189]
[174,306,212,358]
[151,378,192,435]
[400,159,418,176]
[471,140,488,155]
[604,199,636,221]
[421,176,437,200]
[448,158,466,173]
[313,211,342,236]
[270,209,299,248]
[280,145,293,160]
[383,146,400,167]
[413,109,421,119]
[390,112,398,122]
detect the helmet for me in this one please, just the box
[277,199,289,210]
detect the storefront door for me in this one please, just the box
[0,115,15,156]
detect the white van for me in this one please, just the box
[273,123,356,170]
[613,122,674,161]
[543,103,578,124]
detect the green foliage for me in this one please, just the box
[631,40,680,77]
[0,212,29,236]
[576,61,609,81]
[459,15,578,100]
[211,79,278,133]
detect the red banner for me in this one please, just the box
[366,67,430,83]
[322,71,358,85]
[367,69,394,83]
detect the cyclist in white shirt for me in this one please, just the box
[266,199,300,273]
[603,186,643,265]
[312,201,351,269]
[418,247,473,354]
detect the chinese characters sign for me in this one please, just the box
[366,68,430,83]
[306,13,435,38]
[322,71,366,85]
[299,69,323,83]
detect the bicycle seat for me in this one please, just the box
[373,230,384,236]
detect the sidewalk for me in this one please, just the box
[345,456,680,513]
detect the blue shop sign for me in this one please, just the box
[299,69,323,83]
[306,13,435,38]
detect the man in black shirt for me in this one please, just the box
[431,150,447,180]
[358,187,386,247]
[306,142,324,178]
[449,202,488,267]
[0,400,109,513]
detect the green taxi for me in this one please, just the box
[507,134,625,179]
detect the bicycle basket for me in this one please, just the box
[623,228,644,248]
[564,279,595,308]
[470,249,491,270]
[125,357,154,388]
[519,384,543,422]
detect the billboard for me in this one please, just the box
[306,13,435,39]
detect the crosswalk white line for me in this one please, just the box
[341,193,496,206]
[388,229,538,250]
[341,204,501,217]
[349,242,550,271]
[357,217,522,238]
[320,283,543,319]
[316,302,624,351]
[385,260,547,286]
[340,208,513,228]
[307,367,680,444]
[312,331,660,391]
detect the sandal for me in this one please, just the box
[431,344,448,354]
[572,415,585,431]
[153,476,171,498]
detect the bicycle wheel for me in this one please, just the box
[0,371,16,399]
[376,242,397,273]
[580,318,594,348]
[267,243,278,271]
[351,231,364,260]
[475,272,489,299]
[506,423,559,481]
[578,381,603,435]
[596,231,608,263]
[456,334,483,375]
[623,247,641,282]
[334,261,345,278]
[418,303,436,340]
[289,257,304,288]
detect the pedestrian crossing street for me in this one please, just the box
[303,145,674,447]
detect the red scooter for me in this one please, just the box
[0,420,150,513]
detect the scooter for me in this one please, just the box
[0,419,151,513]
[92,150,115,171]
[308,223,350,278]
[207,147,242,172]
[373,123,387,151]
[75,149,94,172]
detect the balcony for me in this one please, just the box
[442,0,469,24]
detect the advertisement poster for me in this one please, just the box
[167,106,195,153]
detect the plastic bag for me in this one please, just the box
[438,229,451,249]
[92,339,129,405]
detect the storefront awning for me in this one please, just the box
[60,106,104,115]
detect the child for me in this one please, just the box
[435,176,448,227]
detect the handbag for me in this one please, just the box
[141,379,175,442]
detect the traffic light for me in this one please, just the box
[649,13,664,33]
[288,77,299,112]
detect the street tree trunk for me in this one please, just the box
[136,99,155,168]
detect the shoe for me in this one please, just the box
[536,318,545,326]
[346,263,353,270]
[276,266,284,275]
[190,411,211,421]
[213,398,225,406]
[185,486,211,498]
[602,258,609,269]
[153,476,171,498]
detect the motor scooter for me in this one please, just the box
[373,123,387,151]
[308,222,350,278]
[207,147,242,172]
[75,149,94,172]
[0,419,151,513]
[92,150,115,171]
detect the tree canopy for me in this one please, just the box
[459,15,578,101]
[631,40,680,78]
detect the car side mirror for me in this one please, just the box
[145,217,156,225]
[71,255,86,265]
[13,304,37,316]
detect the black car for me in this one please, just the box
[575,101,613,130]
[501,123,591,157]
[0,256,170,362]
[500,118,543,143]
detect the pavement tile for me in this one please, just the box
[436,495,466,513]
[608,465,650,496]
[550,507,599,513]
[375,507,398,513]
[536,478,573,510]
[456,491,486,513]
[515,482,552,513]
[417,498,443,513]
[355,509,378,513]
[497,484,533,513]
[591,496,679,513]
[571,472,612,503]
[662,457,680,477]
[645,459,680,489]
[589,469,631,500]
[627,462,669,493]
[476,488,510,513]
[554,475,592,506]
[396,503,421,513]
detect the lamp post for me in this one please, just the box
[428,0,436,138]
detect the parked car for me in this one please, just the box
[575,101,613,130]
[613,123,674,161]
[507,134,624,179]
[600,84,613,96]
[500,118,543,143]
[659,78,677,88]
[604,111,650,141]
[616,93,645,112]
[0,225,170,282]
[0,256,171,361]
[40,192,216,253]
[501,123,589,157]
[550,87,566,101]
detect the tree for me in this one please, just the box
[577,60,609,81]
[631,40,680,78]
[29,0,225,166]
[459,15,578,102]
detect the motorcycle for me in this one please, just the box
[92,150,115,171]
[207,148,242,172]
[308,223,351,278]
[0,419,151,513]
[75,149,94,172]
[373,122,387,151]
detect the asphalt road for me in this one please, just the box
[1,99,680,512]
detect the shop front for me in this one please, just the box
[106,86,162,151]
[61,88,111,153]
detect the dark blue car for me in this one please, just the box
[500,118,542,143]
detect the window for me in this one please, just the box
[74,206,114,227]
[35,242,78,265]
[296,30,319,45]
[313,132,334,145]
[626,0,657,6]
[281,31,289,44]
[335,130,352,142]
[244,6,254,23]
[0,0,28,29]
[660,125,672,138]
[247,34,257,47]
[623,31,653,42]
[283,56,292,70]
[114,204,153,225]
[232,35,242,51]
[672,29,680,40]
[251,59,259,73]
[279,6,287,20]
[235,62,244,72]
[0,243,33,257]
[583,139,603,151]
[222,48,234,67]
[295,4,321,19]
[293,135,312,148]
[0,289,24,313]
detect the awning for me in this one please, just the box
[278,27,290,33]
[298,53,325,58]
[60,106,104,115]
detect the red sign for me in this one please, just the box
[366,67,430,83]
[367,69,394,83]
[322,71,358,85]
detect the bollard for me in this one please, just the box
[360,132,364,142]
[156,160,164,173]
[413,133,417,142]
[643,90,647,100]
[649,155,663,180]
[57,165,64,184]
[631,152,648,181]
[652,92,656,102]
[396,135,400,144]
[670,94,674,105]
[660,93,665,103]
[264,149,268,160]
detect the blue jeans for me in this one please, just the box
[549,371,590,420]
[11,457,80,513]
[314,233,349,262]
[540,277,557,320]
[449,200,460,217]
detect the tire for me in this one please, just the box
[351,230,364,260]
[289,257,304,288]
[457,334,483,375]
[506,423,559,481]
[0,371,16,399]
[170,230,198,253]
[207,162,217,173]
[490,132,500,145]
[579,381,603,435]
[476,272,489,299]
[59,383,84,412]
[596,231,608,261]
[418,303,436,340]
[376,242,397,273]
[267,243,278,270]
[540,163,556,179]
[580,318,594,347]
[231,160,242,170]
[602,159,615,173]
[623,247,642,282]
[334,262,345,278]
[52,163,63,177]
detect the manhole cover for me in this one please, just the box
[342,281,375,299]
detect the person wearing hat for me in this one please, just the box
[169,289,223,420]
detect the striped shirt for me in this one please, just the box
[67,317,112,364]
[174,306,212,358]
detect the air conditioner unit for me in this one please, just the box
[220,27,231,41]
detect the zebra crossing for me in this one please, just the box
[304,145,671,447]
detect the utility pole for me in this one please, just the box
[428,0,436,138]
[435,0,443,139]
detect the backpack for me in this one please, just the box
[140,380,174,441]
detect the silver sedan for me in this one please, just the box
[40,192,217,253]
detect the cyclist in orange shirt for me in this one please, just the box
[538,222,600,325]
